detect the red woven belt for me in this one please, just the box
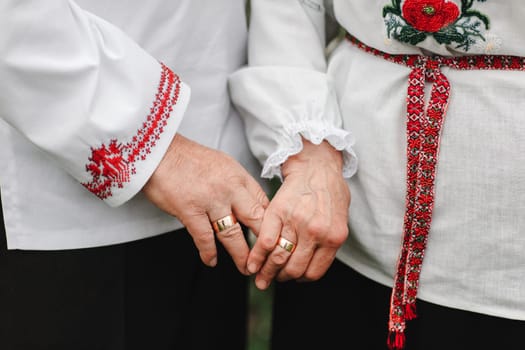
[346,33,525,350]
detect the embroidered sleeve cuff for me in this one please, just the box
[81,64,190,207]
[261,120,358,180]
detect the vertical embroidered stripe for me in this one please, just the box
[346,34,525,350]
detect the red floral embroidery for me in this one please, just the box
[82,63,181,200]
[402,0,460,32]
[384,0,491,50]
[346,33,525,350]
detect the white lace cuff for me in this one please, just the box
[261,120,358,180]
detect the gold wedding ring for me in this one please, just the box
[212,214,237,233]
[277,237,296,253]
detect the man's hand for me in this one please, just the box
[248,140,350,289]
[143,134,269,274]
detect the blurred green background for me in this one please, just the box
[248,278,273,350]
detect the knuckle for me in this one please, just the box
[271,250,289,266]
[192,228,214,244]
[180,207,207,224]
[259,236,277,251]
[268,200,287,216]
[325,231,348,247]
[192,230,214,247]
[290,210,307,224]
[306,220,330,237]
[250,254,265,267]
[217,224,242,240]
[326,224,349,246]
[248,203,265,221]
[284,266,304,280]
[257,190,270,207]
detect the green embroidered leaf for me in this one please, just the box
[382,0,401,17]
[395,26,427,45]
[384,14,403,38]
[382,7,400,17]
[390,0,402,10]
[461,0,474,11]
[464,10,490,29]
[382,6,400,17]
[434,17,486,51]
[433,26,464,45]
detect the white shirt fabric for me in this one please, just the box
[230,0,525,320]
[0,0,260,250]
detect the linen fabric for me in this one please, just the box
[229,0,525,321]
[0,0,260,250]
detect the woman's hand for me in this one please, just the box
[248,139,350,289]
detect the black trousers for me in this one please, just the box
[0,200,247,350]
[272,259,525,350]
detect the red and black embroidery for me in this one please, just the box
[82,63,181,200]
[346,34,525,349]
[383,0,490,51]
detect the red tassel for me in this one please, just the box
[387,331,406,350]
[405,302,418,320]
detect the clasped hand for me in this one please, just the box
[144,135,349,286]
[247,139,350,289]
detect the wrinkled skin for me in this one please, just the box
[143,133,269,274]
[248,140,350,289]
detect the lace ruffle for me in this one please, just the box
[261,120,358,180]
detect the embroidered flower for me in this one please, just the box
[383,0,491,51]
[402,0,460,33]
[86,140,129,185]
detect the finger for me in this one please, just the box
[254,225,296,290]
[208,209,250,275]
[297,220,348,282]
[214,222,250,275]
[246,208,282,275]
[183,213,218,267]
[297,247,337,282]
[230,185,266,237]
[276,238,316,282]
[244,173,270,209]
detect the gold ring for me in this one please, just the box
[212,214,237,233]
[277,237,296,253]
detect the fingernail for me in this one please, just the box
[248,263,258,274]
[256,279,268,290]
[209,257,217,267]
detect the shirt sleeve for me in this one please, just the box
[0,0,191,207]
[229,0,356,180]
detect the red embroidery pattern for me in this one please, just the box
[383,0,491,51]
[82,63,181,199]
[403,0,460,33]
[346,34,525,349]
